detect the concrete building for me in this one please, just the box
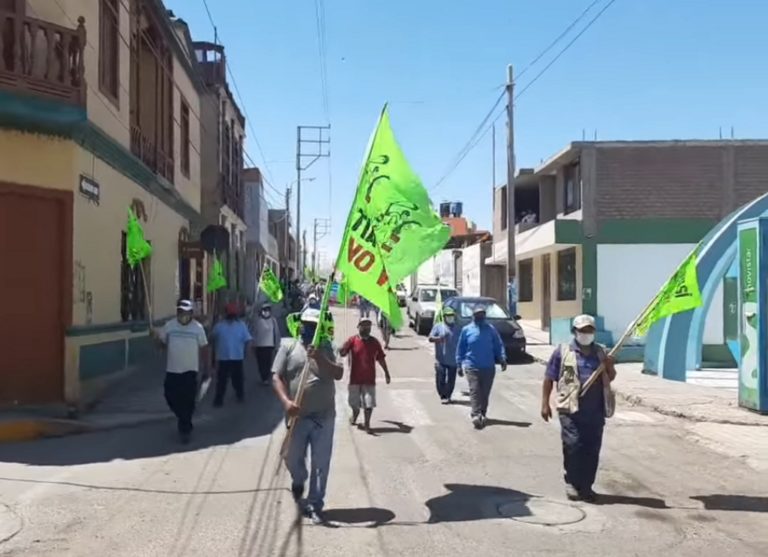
[0,0,204,407]
[487,140,768,362]
[191,39,247,295]
[243,167,280,302]
[268,208,297,281]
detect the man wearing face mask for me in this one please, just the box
[428,307,462,404]
[340,317,390,434]
[154,300,210,443]
[210,302,253,406]
[252,303,281,386]
[272,308,343,525]
[456,305,506,429]
[541,314,617,502]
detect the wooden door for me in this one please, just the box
[0,187,69,403]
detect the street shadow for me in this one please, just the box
[484,418,532,428]
[594,494,669,509]
[425,483,533,524]
[320,507,396,528]
[0,358,284,466]
[509,353,535,365]
[368,420,413,435]
[691,495,768,513]
[450,400,471,407]
[386,346,419,352]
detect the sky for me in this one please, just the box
[166,0,768,268]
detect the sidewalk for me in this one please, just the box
[520,319,768,427]
[0,307,293,443]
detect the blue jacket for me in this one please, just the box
[456,321,505,370]
[429,322,460,367]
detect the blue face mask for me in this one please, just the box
[301,324,317,344]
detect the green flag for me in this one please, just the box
[334,276,350,306]
[207,255,227,293]
[126,208,152,268]
[634,249,702,336]
[286,312,301,338]
[260,267,284,303]
[336,106,450,328]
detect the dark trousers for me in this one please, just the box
[465,368,495,417]
[214,360,245,404]
[164,371,198,434]
[559,413,605,492]
[435,363,458,400]
[255,346,276,382]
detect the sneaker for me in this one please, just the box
[309,508,325,525]
[565,484,580,501]
[480,415,487,428]
[440,398,450,405]
[579,488,598,503]
[472,416,483,429]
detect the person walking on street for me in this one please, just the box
[456,305,506,429]
[154,300,210,444]
[358,296,372,319]
[272,308,343,524]
[541,314,617,503]
[340,317,391,434]
[210,303,252,407]
[252,303,281,386]
[303,293,321,312]
[429,307,461,404]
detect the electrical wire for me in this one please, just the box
[313,0,330,121]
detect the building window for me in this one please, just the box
[99,0,120,104]
[557,248,577,301]
[518,259,533,302]
[120,232,149,321]
[500,186,507,231]
[564,163,581,214]
[180,100,190,178]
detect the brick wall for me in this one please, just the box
[594,144,768,220]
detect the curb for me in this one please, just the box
[529,353,766,427]
[0,414,173,444]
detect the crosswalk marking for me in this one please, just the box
[387,389,433,426]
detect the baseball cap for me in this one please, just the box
[359,317,372,325]
[301,308,321,323]
[225,302,239,316]
[472,305,487,314]
[572,314,596,330]
[443,307,456,316]
[177,300,194,312]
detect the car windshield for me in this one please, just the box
[458,301,509,319]
[420,288,457,302]
[397,284,406,292]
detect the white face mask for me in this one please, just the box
[445,317,455,325]
[575,332,594,346]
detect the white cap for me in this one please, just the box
[572,314,596,330]
[177,300,194,312]
[301,308,321,323]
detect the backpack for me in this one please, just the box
[556,343,615,419]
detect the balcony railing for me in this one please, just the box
[0,11,86,105]
[131,125,174,183]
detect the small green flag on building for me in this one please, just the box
[260,267,284,303]
[336,106,450,328]
[207,255,227,293]
[634,249,703,336]
[126,208,152,268]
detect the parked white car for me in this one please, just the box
[395,283,407,307]
[407,284,459,335]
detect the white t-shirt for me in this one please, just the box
[159,318,208,373]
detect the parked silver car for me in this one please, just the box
[407,284,459,335]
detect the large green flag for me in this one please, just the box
[126,208,152,268]
[286,312,301,338]
[207,255,227,293]
[336,106,450,328]
[260,267,284,303]
[634,249,702,336]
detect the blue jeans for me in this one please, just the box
[285,413,335,511]
[434,363,458,400]
[559,413,604,492]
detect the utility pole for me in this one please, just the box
[312,217,331,275]
[505,64,517,314]
[302,229,308,274]
[296,125,331,277]
[284,187,291,282]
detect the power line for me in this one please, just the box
[515,0,619,100]
[516,0,603,80]
[313,0,330,121]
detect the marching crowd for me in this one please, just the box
[152,291,616,524]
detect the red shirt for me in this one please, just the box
[342,336,385,385]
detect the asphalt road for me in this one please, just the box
[0,308,766,556]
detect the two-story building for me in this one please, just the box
[0,0,205,408]
[191,39,247,297]
[488,140,768,362]
[243,166,280,302]
[269,208,296,281]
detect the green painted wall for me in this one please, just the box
[596,218,716,244]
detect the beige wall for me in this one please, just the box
[172,56,203,211]
[516,245,582,324]
[0,131,76,190]
[73,146,188,327]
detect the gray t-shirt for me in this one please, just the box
[272,339,338,418]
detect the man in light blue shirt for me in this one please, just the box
[211,303,253,407]
[429,308,462,404]
[456,305,507,429]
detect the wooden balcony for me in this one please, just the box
[0,11,86,106]
[219,172,244,219]
[131,125,174,183]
